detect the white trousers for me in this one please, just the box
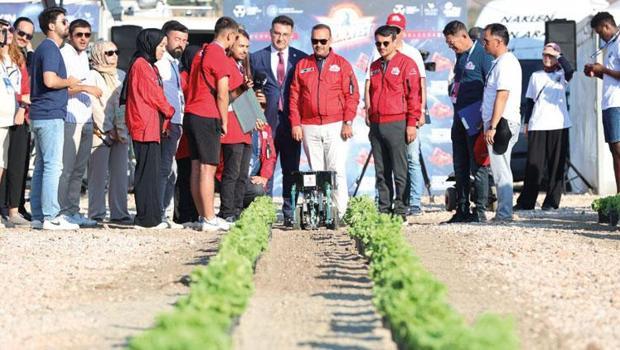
[301,121,348,217]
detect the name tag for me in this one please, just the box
[391,67,400,75]
[329,64,341,72]
[301,67,315,74]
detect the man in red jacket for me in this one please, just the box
[367,25,422,221]
[289,24,360,219]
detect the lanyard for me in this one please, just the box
[591,28,620,59]
[484,60,499,88]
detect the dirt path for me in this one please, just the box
[0,226,222,349]
[233,228,396,350]
[405,194,620,350]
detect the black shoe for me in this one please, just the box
[283,217,294,228]
[541,205,557,211]
[443,211,470,224]
[469,211,487,223]
[18,207,31,221]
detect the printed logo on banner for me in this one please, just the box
[266,4,304,17]
[232,4,262,18]
[443,2,462,18]
[423,2,439,16]
[393,4,405,15]
[317,4,374,49]
[233,5,246,18]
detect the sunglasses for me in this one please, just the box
[1,26,15,34]
[104,50,119,57]
[375,41,392,48]
[57,18,68,25]
[74,32,92,38]
[311,38,328,45]
[16,29,33,40]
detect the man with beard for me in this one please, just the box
[155,20,188,229]
[29,7,81,230]
[59,19,103,227]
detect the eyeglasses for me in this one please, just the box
[16,29,33,40]
[375,41,391,48]
[74,32,91,38]
[311,38,328,45]
[57,18,68,25]
[104,50,119,57]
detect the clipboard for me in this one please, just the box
[456,101,483,136]
[231,89,267,134]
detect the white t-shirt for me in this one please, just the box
[366,42,426,80]
[61,44,93,123]
[525,69,571,130]
[603,38,620,110]
[482,51,522,127]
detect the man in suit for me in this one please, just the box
[251,15,307,226]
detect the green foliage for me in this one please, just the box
[345,197,519,350]
[591,194,620,215]
[128,196,276,350]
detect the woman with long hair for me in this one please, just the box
[0,20,27,228]
[0,20,30,226]
[87,41,132,224]
[121,29,175,228]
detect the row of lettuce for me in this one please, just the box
[128,196,276,350]
[344,197,519,350]
[592,194,620,226]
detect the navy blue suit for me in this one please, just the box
[250,45,307,219]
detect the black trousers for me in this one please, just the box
[369,120,409,216]
[451,116,489,215]
[173,157,198,224]
[274,117,301,219]
[219,143,251,218]
[133,141,162,227]
[244,182,266,209]
[0,123,30,211]
[517,128,568,209]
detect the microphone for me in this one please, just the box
[253,72,268,91]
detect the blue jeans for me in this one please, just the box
[160,123,182,219]
[488,120,520,220]
[603,107,620,143]
[407,135,424,209]
[30,119,64,221]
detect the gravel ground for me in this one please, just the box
[405,194,619,350]
[233,228,397,350]
[0,225,222,349]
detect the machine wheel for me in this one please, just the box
[445,186,457,211]
[293,206,302,230]
[327,207,340,230]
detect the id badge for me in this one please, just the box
[450,81,460,104]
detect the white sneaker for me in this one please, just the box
[66,213,97,227]
[43,216,79,230]
[165,220,184,229]
[133,222,168,230]
[31,220,43,230]
[203,216,230,232]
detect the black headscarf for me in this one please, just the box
[120,28,166,105]
[180,45,200,74]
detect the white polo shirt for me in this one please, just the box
[61,44,93,123]
[482,51,522,127]
[155,51,184,125]
[526,69,571,131]
[603,37,620,110]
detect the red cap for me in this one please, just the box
[386,13,406,31]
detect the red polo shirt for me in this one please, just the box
[184,42,233,119]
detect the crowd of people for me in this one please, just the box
[0,6,619,230]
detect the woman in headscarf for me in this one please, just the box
[87,40,132,224]
[123,28,175,229]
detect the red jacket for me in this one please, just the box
[125,58,175,142]
[368,52,421,126]
[216,124,276,184]
[289,51,359,127]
